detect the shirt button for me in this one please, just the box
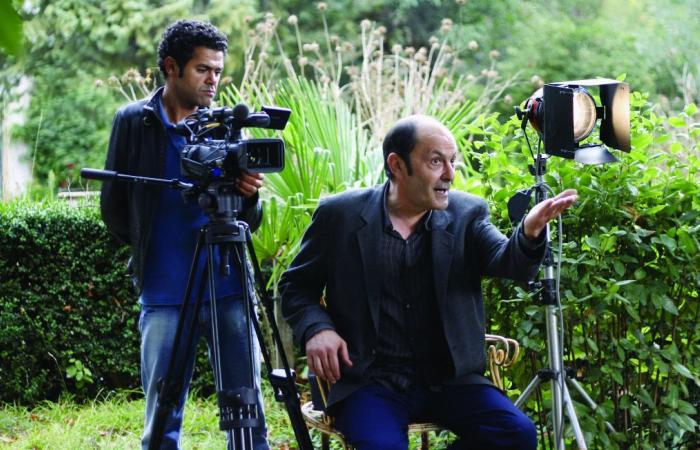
[405,304,411,309]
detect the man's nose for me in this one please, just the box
[442,162,455,181]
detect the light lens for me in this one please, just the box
[572,88,597,142]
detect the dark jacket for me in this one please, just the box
[100,87,262,292]
[279,184,544,408]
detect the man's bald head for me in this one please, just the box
[382,115,453,179]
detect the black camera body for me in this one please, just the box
[181,138,285,180]
[177,104,291,182]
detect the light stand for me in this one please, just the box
[510,78,630,449]
[510,156,613,450]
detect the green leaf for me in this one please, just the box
[632,133,653,150]
[684,103,698,116]
[0,2,23,56]
[646,205,666,215]
[611,370,624,385]
[613,260,625,276]
[662,297,679,315]
[673,363,696,381]
[668,116,686,128]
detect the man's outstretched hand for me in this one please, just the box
[306,329,353,384]
[523,189,578,240]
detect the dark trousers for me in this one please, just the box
[334,382,537,450]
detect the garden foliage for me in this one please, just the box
[459,97,700,449]
[0,94,697,448]
[0,201,137,404]
[1,3,699,448]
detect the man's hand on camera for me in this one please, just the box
[236,172,264,198]
[306,329,353,384]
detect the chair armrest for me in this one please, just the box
[484,334,521,390]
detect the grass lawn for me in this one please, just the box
[0,385,299,449]
[0,385,454,449]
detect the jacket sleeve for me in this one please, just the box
[279,201,335,348]
[469,200,545,282]
[100,108,130,244]
[240,193,263,233]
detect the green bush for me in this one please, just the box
[0,200,229,405]
[0,200,137,403]
[459,97,700,448]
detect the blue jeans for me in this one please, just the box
[334,383,537,450]
[139,296,269,450]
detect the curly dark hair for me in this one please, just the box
[157,19,228,78]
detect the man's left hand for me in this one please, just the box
[236,172,264,198]
[523,188,578,239]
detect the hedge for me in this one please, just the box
[0,200,231,404]
[0,201,139,403]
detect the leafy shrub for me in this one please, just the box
[0,199,232,404]
[0,200,137,403]
[459,97,700,448]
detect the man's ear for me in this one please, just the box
[386,153,404,179]
[163,56,179,79]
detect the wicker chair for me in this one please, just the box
[301,334,521,450]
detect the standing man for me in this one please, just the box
[100,20,268,450]
[280,115,577,449]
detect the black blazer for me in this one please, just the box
[280,183,544,407]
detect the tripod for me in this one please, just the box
[509,156,614,450]
[80,169,313,450]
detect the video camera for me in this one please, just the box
[177,103,291,181]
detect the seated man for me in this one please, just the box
[280,115,577,450]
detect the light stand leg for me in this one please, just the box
[568,378,616,433]
[563,383,587,450]
[515,375,543,409]
[545,302,565,450]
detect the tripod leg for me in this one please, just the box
[567,378,615,433]
[244,230,314,450]
[515,375,542,409]
[207,242,259,450]
[562,383,587,450]
[148,230,209,450]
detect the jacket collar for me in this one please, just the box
[143,86,164,114]
[360,181,452,231]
